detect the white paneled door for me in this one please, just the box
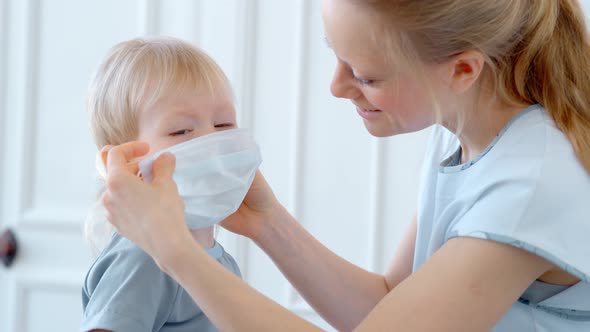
[0,0,140,331]
[0,1,431,331]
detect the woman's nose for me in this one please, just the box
[330,62,360,100]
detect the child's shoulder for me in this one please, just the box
[81,232,183,331]
[83,232,177,298]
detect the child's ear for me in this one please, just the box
[446,50,486,94]
[96,145,113,180]
[101,145,113,167]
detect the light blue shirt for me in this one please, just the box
[81,233,241,332]
[415,105,590,331]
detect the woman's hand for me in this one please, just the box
[220,171,285,242]
[101,142,193,269]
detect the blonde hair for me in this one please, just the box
[352,0,590,173]
[88,36,233,149]
[85,37,232,255]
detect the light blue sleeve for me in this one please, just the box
[81,233,180,332]
[444,113,590,319]
[445,114,590,284]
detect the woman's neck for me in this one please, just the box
[459,105,524,162]
[444,89,528,163]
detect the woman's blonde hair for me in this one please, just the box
[352,0,590,173]
[85,36,232,255]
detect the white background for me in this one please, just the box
[1,1,589,331]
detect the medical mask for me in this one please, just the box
[138,128,262,229]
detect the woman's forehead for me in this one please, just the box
[322,0,388,66]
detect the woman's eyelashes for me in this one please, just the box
[352,73,375,86]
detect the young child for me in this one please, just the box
[81,37,243,332]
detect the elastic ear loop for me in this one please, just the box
[96,150,108,181]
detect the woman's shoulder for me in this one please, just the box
[446,106,590,283]
[496,106,589,195]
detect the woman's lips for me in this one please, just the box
[356,106,382,120]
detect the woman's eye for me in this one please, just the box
[214,123,235,129]
[350,69,375,86]
[169,129,193,136]
[353,75,375,86]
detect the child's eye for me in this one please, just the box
[214,123,235,129]
[169,129,193,136]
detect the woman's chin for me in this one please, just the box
[363,121,397,137]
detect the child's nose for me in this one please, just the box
[196,127,217,137]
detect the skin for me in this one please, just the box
[97,0,579,331]
[135,86,237,248]
[90,85,237,332]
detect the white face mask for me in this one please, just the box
[138,128,262,229]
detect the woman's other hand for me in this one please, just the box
[101,142,192,269]
[220,171,285,242]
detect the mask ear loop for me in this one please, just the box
[96,149,108,181]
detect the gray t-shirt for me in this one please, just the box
[81,232,241,332]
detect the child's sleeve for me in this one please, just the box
[81,234,179,332]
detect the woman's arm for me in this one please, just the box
[161,230,552,332]
[162,227,551,332]
[103,143,553,332]
[247,209,417,331]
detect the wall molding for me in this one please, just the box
[13,0,87,233]
[19,208,87,232]
[12,268,85,332]
[0,0,8,226]
[137,0,160,35]
[286,0,311,308]
[232,0,259,283]
[16,0,41,221]
[367,138,386,272]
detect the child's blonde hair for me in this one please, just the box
[352,0,590,173]
[88,36,233,149]
[85,37,232,255]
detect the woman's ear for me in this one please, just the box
[445,50,486,94]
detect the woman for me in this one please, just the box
[100,0,590,330]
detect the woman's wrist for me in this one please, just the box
[252,203,293,247]
[155,231,201,275]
